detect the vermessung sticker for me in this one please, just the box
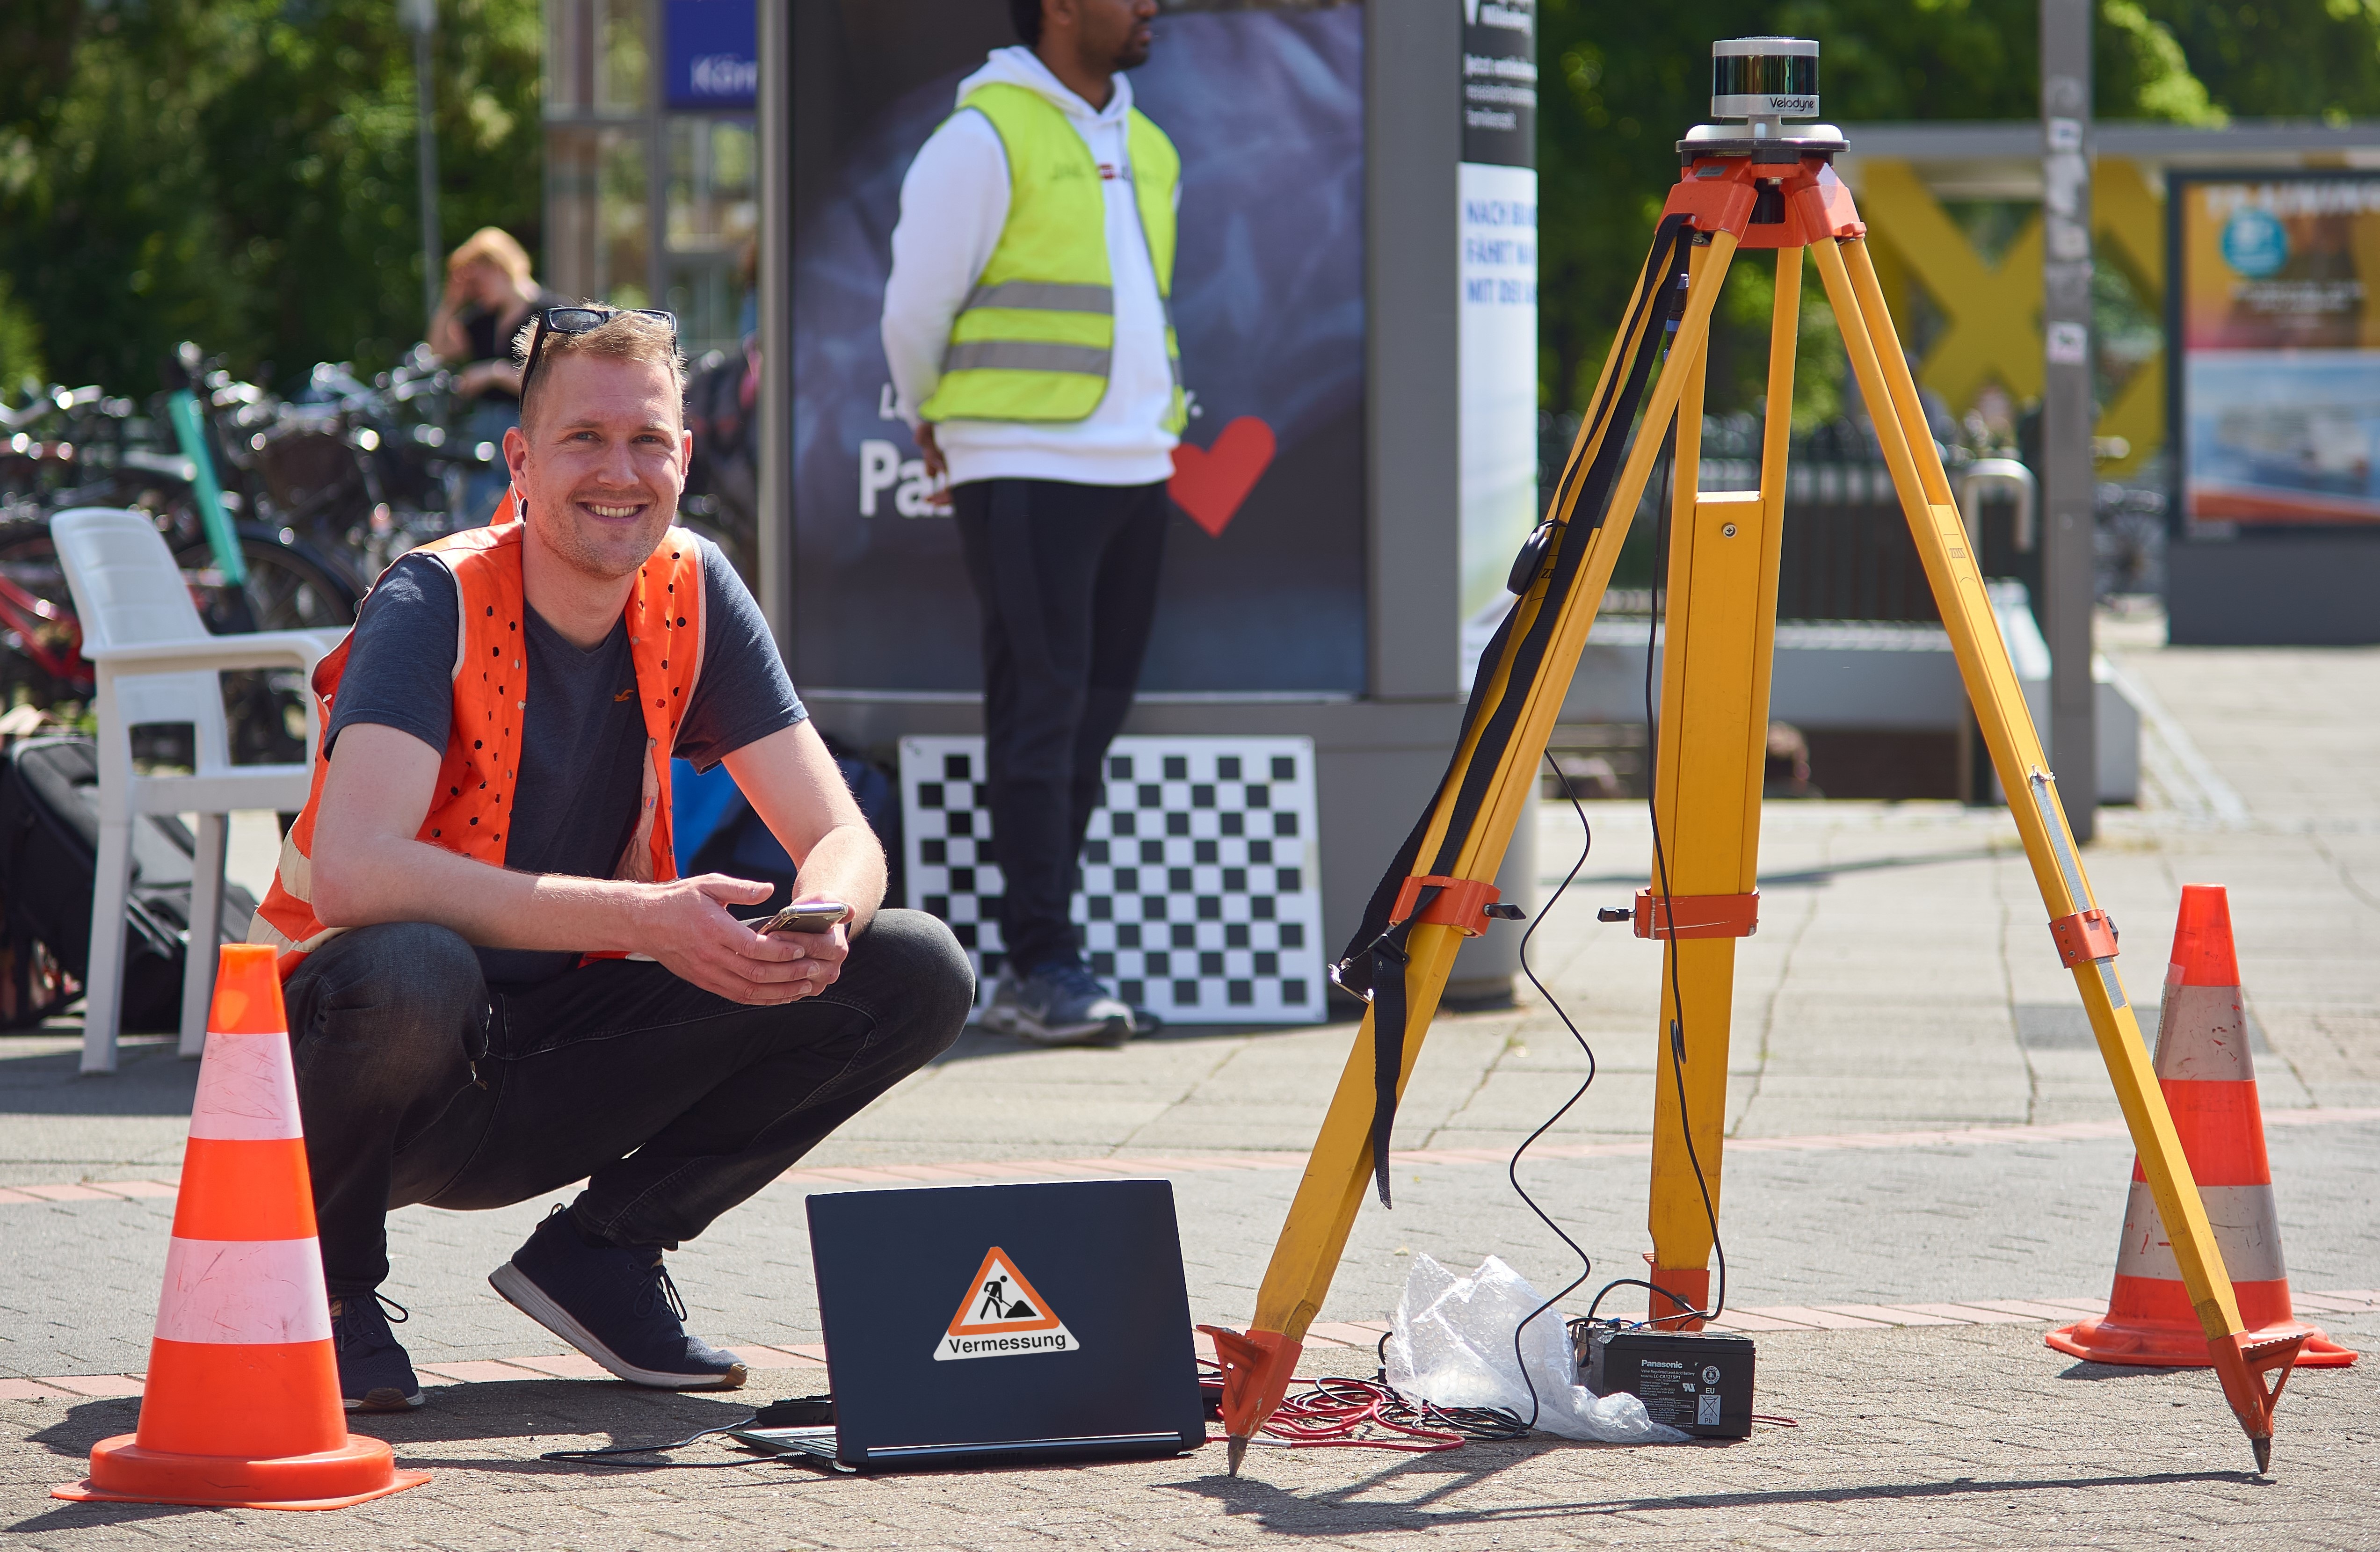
[935,1246,1080,1362]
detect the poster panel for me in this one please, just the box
[2176,173,2380,530]
[1457,0,1537,684]
[788,1,1366,693]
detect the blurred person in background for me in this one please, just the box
[881,0,1177,1047]
[431,226,559,523]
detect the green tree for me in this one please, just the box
[1537,0,2232,418]
[0,0,542,398]
[2141,0,2380,121]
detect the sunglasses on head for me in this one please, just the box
[519,305,679,395]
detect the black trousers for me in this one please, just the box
[952,477,1168,974]
[283,912,972,1295]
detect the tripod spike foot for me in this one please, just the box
[1225,1435,1248,1478]
[1198,1324,1300,1476]
[2209,1329,2303,1476]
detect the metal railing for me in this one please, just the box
[1536,412,2044,624]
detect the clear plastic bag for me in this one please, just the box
[1382,1253,1689,1444]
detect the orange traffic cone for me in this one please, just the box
[53,945,430,1509]
[2048,885,2356,1368]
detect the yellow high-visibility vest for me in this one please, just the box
[921,83,1184,431]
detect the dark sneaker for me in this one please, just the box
[332,1292,423,1413]
[982,960,1133,1047]
[488,1207,747,1391]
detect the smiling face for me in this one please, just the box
[504,351,689,583]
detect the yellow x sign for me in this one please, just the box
[1857,158,2166,474]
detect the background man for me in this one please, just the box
[250,307,972,1413]
[881,0,1177,1047]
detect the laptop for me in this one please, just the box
[778,1178,1206,1472]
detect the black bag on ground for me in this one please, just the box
[0,735,259,1031]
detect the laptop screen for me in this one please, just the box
[807,1178,1207,1468]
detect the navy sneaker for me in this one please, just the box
[332,1292,423,1413]
[980,960,1133,1047]
[488,1207,747,1391]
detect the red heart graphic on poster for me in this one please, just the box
[1168,415,1276,538]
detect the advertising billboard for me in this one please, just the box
[2174,172,2380,530]
[787,0,1366,694]
[1456,0,1537,684]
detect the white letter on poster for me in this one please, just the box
[859,439,901,517]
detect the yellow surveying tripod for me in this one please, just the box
[1204,39,2305,1475]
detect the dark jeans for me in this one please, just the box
[951,477,1168,974]
[283,911,972,1295]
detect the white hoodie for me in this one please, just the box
[881,47,1179,488]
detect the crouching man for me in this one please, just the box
[249,306,972,1411]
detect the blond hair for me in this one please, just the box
[447,226,535,287]
[511,306,686,428]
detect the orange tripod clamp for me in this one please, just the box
[1633,888,1760,940]
[2048,907,2119,967]
[1389,875,1503,938]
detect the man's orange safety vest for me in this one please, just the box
[249,512,706,977]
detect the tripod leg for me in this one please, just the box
[1809,232,2287,1470]
[1210,231,1746,1468]
[1643,247,1802,1327]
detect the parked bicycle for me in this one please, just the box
[0,351,363,765]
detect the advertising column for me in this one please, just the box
[1456,0,1538,685]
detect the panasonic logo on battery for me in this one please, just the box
[1640,1360,1684,1369]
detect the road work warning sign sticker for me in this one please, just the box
[935,1247,1079,1361]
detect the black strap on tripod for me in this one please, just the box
[1337,215,1697,1209]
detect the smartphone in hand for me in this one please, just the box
[758,899,852,936]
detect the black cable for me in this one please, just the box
[1639,350,1729,1328]
[540,1418,760,1467]
[1522,409,1727,1342]
[1505,747,1599,1429]
[1363,1335,1535,1441]
[1476,260,1733,1436]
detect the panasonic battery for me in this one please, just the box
[1575,1324,1756,1438]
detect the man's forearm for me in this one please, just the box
[313,834,655,953]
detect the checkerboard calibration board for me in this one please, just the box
[898,735,1326,1024]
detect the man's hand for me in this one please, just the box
[914,423,953,508]
[639,875,851,1005]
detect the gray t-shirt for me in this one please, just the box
[326,537,805,987]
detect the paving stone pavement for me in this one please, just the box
[5,1118,2379,1380]
[6,1318,2379,1550]
[2,628,2376,1545]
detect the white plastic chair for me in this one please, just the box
[49,508,346,1072]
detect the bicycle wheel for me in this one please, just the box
[0,515,90,709]
[174,523,360,633]
[174,526,359,767]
